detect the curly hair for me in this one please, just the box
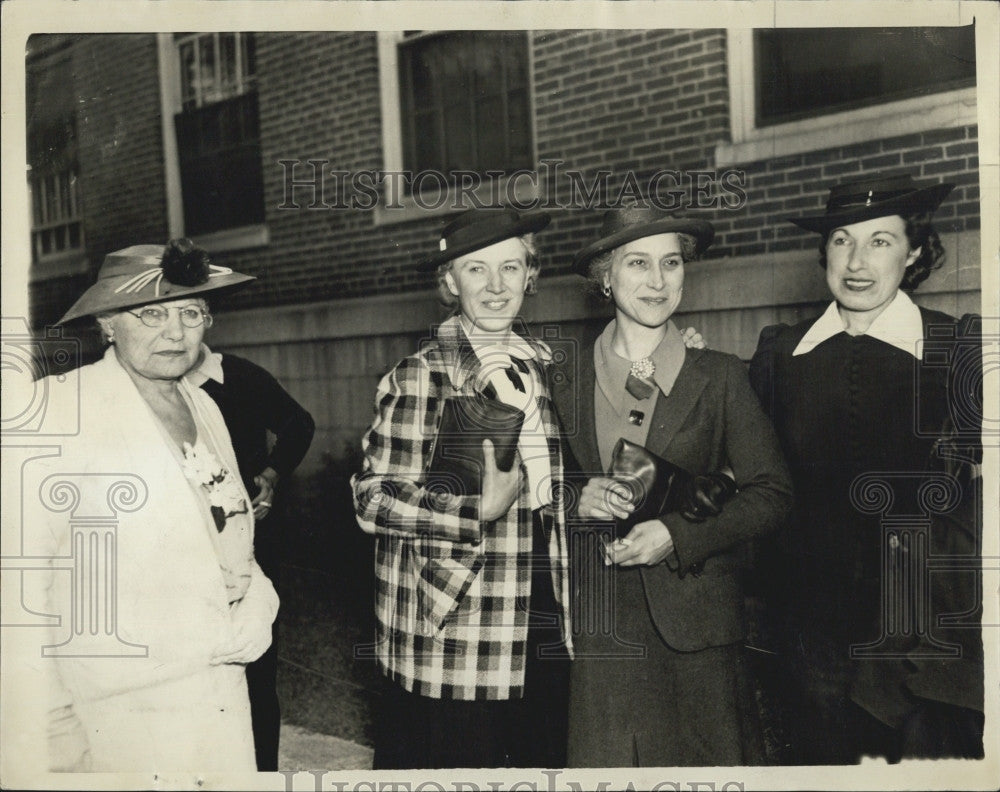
[584,232,699,297]
[817,212,946,291]
[435,233,541,310]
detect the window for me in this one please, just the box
[717,26,978,166]
[171,33,265,239]
[26,44,86,275]
[755,27,976,127]
[398,31,532,180]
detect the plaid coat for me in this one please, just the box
[352,316,572,700]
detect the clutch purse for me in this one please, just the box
[426,396,525,496]
[608,438,695,538]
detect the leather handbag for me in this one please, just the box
[607,438,739,535]
[426,396,525,496]
[608,437,693,538]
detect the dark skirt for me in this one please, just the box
[373,510,569,769]
[567,541,763,767]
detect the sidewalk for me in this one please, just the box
[278,724,373,771]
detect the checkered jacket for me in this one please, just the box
[352,316,572,700]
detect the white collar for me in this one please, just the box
[185,343,225,387]
[793,290,924,358]
[458,315,539,363]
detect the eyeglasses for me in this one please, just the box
[125,306,214,329]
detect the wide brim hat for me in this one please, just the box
[572,206,715,276]
[57,241,255,325]
[416,208,551,272]
[788,174,955,234]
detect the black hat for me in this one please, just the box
[788,174,955,234]
[572,206,715,276]
[416,208,550,272]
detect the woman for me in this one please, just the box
[31,240,278,771]
[352,208,573,768]
[553,205,793,767]
[749,173,984,762]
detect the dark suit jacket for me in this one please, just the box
[749,308,984,727]
[552,340,793,652]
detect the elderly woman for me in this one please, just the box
[749,173,984,763]
[553,205,793,767]
[352,208,572,768]
[29,240,278,771]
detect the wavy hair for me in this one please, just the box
[817,212,946,291]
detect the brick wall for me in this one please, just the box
[717,126,980,260]
[28,31,981,324]
[29,34,168,328]
[205,29,736,310]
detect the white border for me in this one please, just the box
[2,3,998,791]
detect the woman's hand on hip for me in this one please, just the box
[607,519,675,566]
[579,476,634,520]
[480,439,521,522]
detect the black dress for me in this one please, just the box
[749,307,984,763]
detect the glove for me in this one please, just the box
[678,471,737,523]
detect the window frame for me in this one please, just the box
[26,46,88,282]
[715,28,978,166]
[157,33,269,252]
[374,30,539,226]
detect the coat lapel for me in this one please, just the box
[553,343,602,474]
[646,348,710,459]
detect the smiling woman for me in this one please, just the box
[749,173,984,763]
[554,205,793,767]
[351,208,574,769]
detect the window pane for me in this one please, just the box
[175,93,264,235]
[756,26,976,126]
[443,99,474,171]
[413,109,441,172]
[473,34,503,98]
[179,40,198,109]
[220,33,238,93]
[198,34,219,104]
[31,182,42,225]
[475,95,506,170]
[400,31,532,177]
[58,171,71,219]
[506,89,531,165]
[44,175,58,222]
[242,34,257,81]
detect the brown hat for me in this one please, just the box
[57,239,255,325]
[788,173,955,234]
[572,206,715,276]
[416,208,550,272]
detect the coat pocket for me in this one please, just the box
[415,550,485,633]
